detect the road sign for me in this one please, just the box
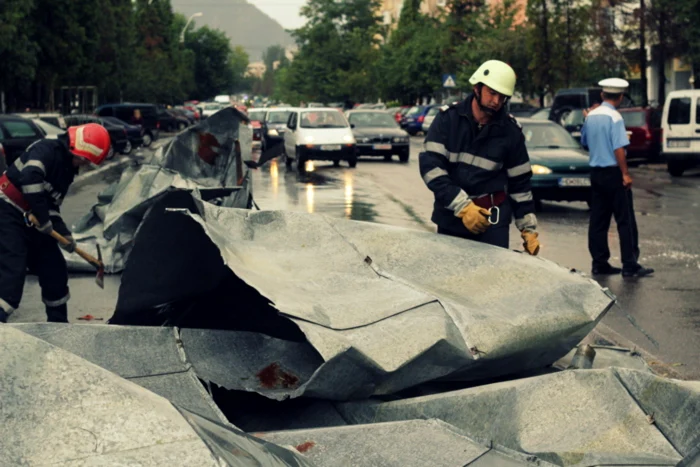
[442,74,457,88]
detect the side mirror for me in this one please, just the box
[350,123,355,129]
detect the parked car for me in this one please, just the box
[661,89,700,176]
[32,119,66,139]
[560,108,585,143]
[520,118,591,210]
[169,107,196,125]
[261,107,296,152]
[157,108,189,132]
[201,102,225,119]
[101,116,145,150]
[507,102,538,118]
[346,110,410,162]
[550,87,634,125]
[247,108,266,148]
[421,106,441,133]
[95,103,160,147]
[530,107,551,120]
[400,105,436,136]
[0,115,44,166]
[283,108,356,172]
[0,143,7,172]
[64,114,129,156]
[619,107,663,160]
[14,112,67,130]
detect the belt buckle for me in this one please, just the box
[488,194,500,225]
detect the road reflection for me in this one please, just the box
[344,171,353,219]
[306,183,315,213]
[270,159,279,200]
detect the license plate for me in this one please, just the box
[558,177,590,187]
[373,144,392,150]
[667,140,690,148]
[320,145,341,151]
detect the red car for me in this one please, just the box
[247,108,266,147]
[619,107,662,160]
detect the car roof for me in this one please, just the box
[346,109,390,114]
[267,107,297,112]
[0,115,35,122]
[517,117,556,124]
[555,87,600,95]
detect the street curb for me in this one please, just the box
[71,157,132,191]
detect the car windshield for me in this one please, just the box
[426,107,440,117]
[267,111,292,124]
[522,122,581,149]
[33,119,65,136]
[248,111,266,121]
[621,111,646,127]
[530,108,550,120]
[348,112,396,127]
[300,110,348,128]
[561,109,585,126]
[103,117,129,126]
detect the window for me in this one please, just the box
[300,110,348,128]
[522,123,580,149]
[621,111,646,128]
[3,120,39,138]
[348,112,397,127]
[267,111,292,124]
[668,98,691,124]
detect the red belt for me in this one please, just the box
[472,191,507,210]
[0,174,30,211]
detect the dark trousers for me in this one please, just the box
[437,199,511,248]
[0,200,69,323]
[588,167,640,270]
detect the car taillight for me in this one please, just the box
[645,129,652,140]
[0,143,5,161]
[156,121,160,129]
[418,115,425,123]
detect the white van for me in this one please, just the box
[661,89,700,176]
[283,108,357,173]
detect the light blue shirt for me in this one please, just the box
[580,102,629,167]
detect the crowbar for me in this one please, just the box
[28,213,105,289]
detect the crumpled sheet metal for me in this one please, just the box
[260,419,558,467]
[337,368,700,466]
[554,344,652,372]
[64,106,253,273]
[0,325,315,467]
[113,194,616,400]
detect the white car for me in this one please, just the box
[283,108,357,172]
[421,106,440,133]
[201,102,225,119]
[662,89,700,177]
[32,119,66,139]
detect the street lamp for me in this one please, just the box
[180,12,203,43]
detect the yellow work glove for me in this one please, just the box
[521,230,540,256]
[458,202,492,235]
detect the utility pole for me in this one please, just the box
[639,0,648,106]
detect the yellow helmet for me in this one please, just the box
[468,60,516,97]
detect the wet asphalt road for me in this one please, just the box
[11,136,700,379]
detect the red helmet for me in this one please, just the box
[67,123,111,165]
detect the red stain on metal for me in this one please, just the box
[197,132,221,165]
[256,362,300,389]
[295,441,315,453]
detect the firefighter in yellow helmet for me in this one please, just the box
[419,60,539,255]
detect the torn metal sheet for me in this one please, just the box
[65,107,253,273]
[111,191,616,400]
[337,368,700,466]
[0,325,315,466]
[260,419,558,467]
[554,344,652,372]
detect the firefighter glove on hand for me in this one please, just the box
[36,220,54,235]
[521,230,540,256]
[60,235,77,253]
[458,202,492,234]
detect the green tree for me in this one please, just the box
[186,26,241,99]
[278,0,383,103]
[0,0,38,111]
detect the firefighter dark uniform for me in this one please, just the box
[0,124,111,323]
[419,95,538,248]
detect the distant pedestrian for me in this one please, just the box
[419,59,539,255]
[581,78,653,277]
[131,109,144,126]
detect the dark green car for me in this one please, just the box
[520,118,591,210]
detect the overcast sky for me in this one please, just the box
[253,0,307,30]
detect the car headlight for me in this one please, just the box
[343,134,354,143]
[304,135,315,143]
[360,137,371,143]
[393,137,407,143]
[268,129,279,136]
[531,164,552,175]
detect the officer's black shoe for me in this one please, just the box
[0,309,8,323]
[622,266,655,278]
[592,264,622,275]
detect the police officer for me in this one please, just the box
[0,123,111,323]
[581,78,653,277]
[419,60,539,254]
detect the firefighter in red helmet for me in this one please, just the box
[0,123,111,323]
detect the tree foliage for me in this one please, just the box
[1,0,248,111]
